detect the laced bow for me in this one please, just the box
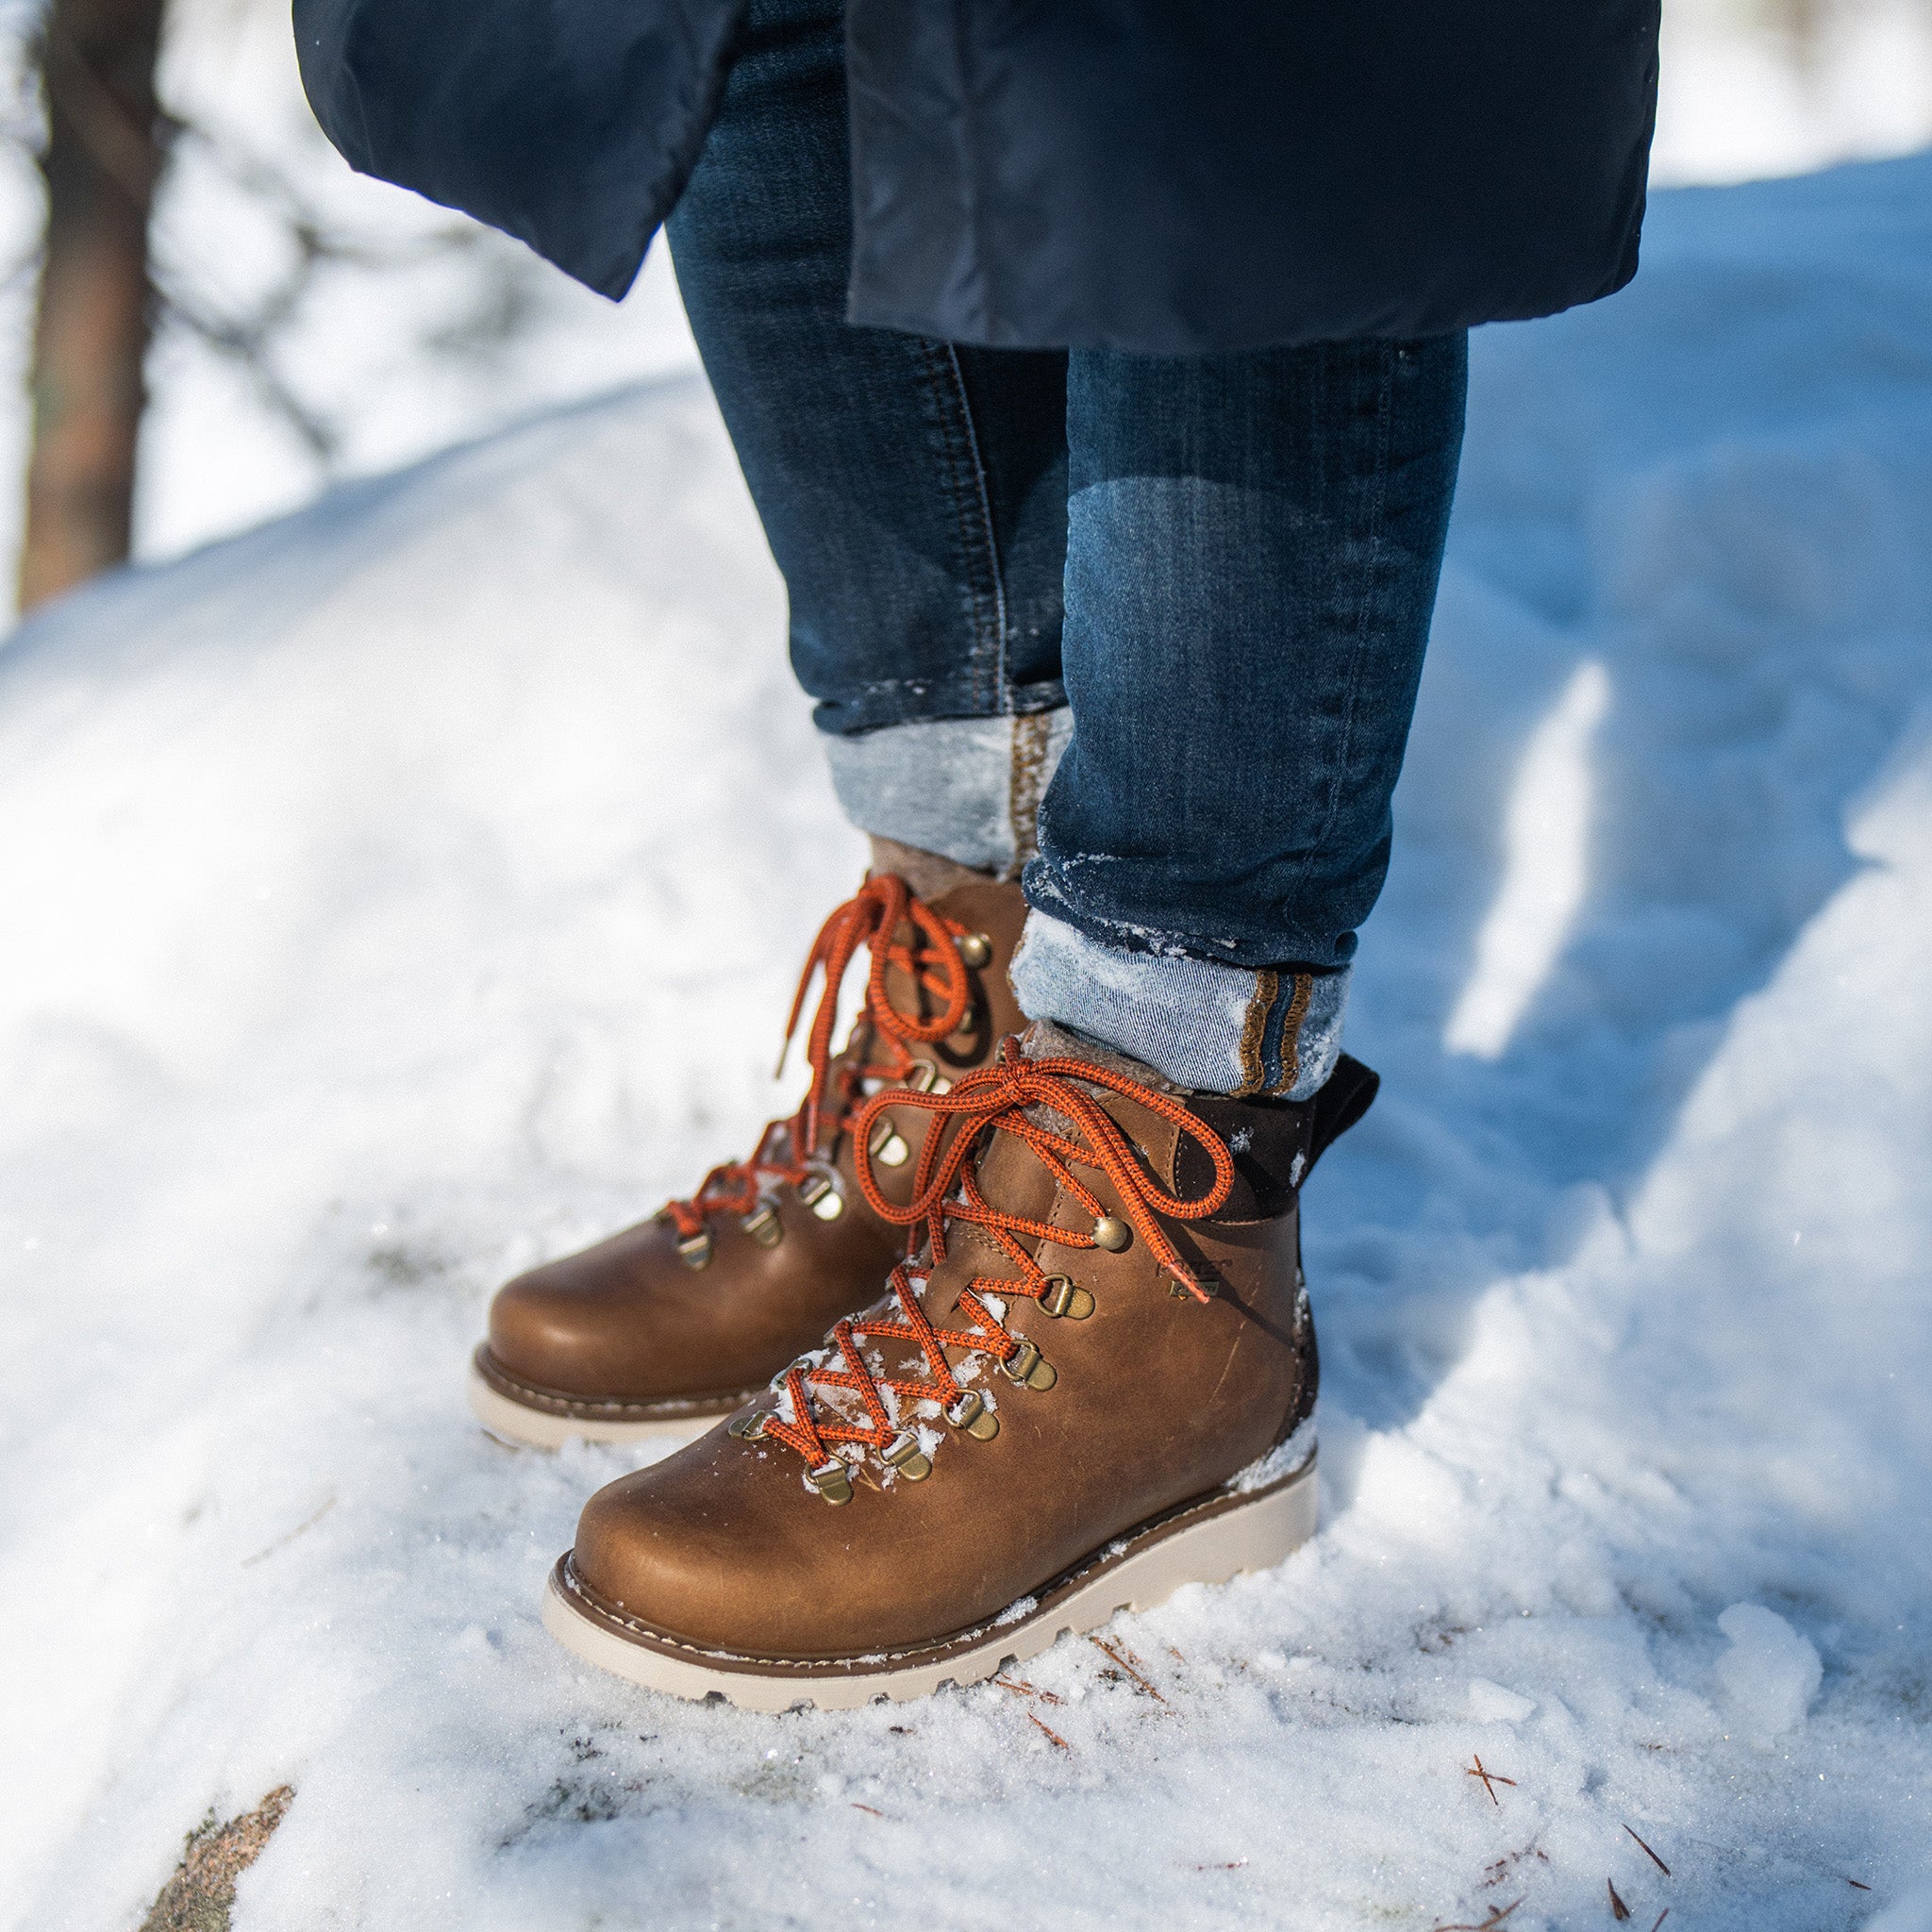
[660,876,974,1240]
[757,1039,1235,1476]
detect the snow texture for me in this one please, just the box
[4,156,1932,1929]
[1716,1604,1824,1747]
[1228,1413,1318,1494]
[1869,1890,1932,1932]
[1468,1678,1538,1727]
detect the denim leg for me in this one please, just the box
[1014,337,1468,1093]
[665,0,1071,870]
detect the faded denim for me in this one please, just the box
[665,0,1070,741]
[1031,339,1468,975]
[823,712,1073,879]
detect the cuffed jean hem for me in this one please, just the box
[824,709,1073,877]
[1009,909,1350,1100]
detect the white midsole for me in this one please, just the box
[541,1457,1318,1710]
[466,1359,724,1450]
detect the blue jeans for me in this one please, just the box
[667,0,1467,1097]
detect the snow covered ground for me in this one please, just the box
[3,152,1932,1929]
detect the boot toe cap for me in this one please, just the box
[566,1427,1042,1663]
[569,1441,860,1658]
[486,1208,723,1397]
[486,1261,611,1394]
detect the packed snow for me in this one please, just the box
[1714,1604,1825,1748]
[3,153,1932,1929]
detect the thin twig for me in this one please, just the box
[850,1803,882,1818]
[1483,1840,1548,1886]
[1607,1876,1630,1921]
[1624,1825,1671,1876]
[1464,1756,1518,1805]
[156,297,339,458]
[1650,1911,1670,1932]
[241,1494,336,1567]
[1432,1900,1522,1932]
[1089,1634,1167,1702]
[1027,1712,1070,1752]
[992,1674,1062,1706]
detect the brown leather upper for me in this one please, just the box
[484,874,1031,1407]
[568,1042,1319,1659]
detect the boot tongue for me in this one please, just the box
[991,1020,1184,1207]
[882,1019,1193,1367]
[1019,1020,1189,1094]
[867,836,993,902]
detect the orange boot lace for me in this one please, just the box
[658,875,977,1259]
[751,1038,1236,1496]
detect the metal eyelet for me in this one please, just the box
[998,1339,1057,1391]
[881,1431,932,1481]
[741,1204,783,1248]
[905,1060,952,1096]
[796,1170,845,1221]
[807,1457,854,1505]
[868,1120,910,1168]
[944,1390,1000,1440]
[675,1229,713,1270]
[957,931,993,969]
[1091,1214,1131,1252]
[1038,1274,1094,1320]
[727,1409,771,1440]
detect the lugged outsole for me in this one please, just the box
[541,1457,1318,1709]
[465,1357,739,1449]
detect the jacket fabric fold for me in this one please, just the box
[294,0,1660,353]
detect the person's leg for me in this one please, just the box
[539,321,1472,1694]
[665,0,1071,879]
[541,338,1470,1687]
[475,0,1076,1448]
[1013,337,1470,1095]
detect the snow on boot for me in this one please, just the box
[541,1022,1378,1706]
[469,860,1029,1446]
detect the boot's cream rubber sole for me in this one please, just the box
[541,1455,1317,1709]
[467,1348,752,1450]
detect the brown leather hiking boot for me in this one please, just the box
[470,855,1029,1447]
[541,1024,1379,1707]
